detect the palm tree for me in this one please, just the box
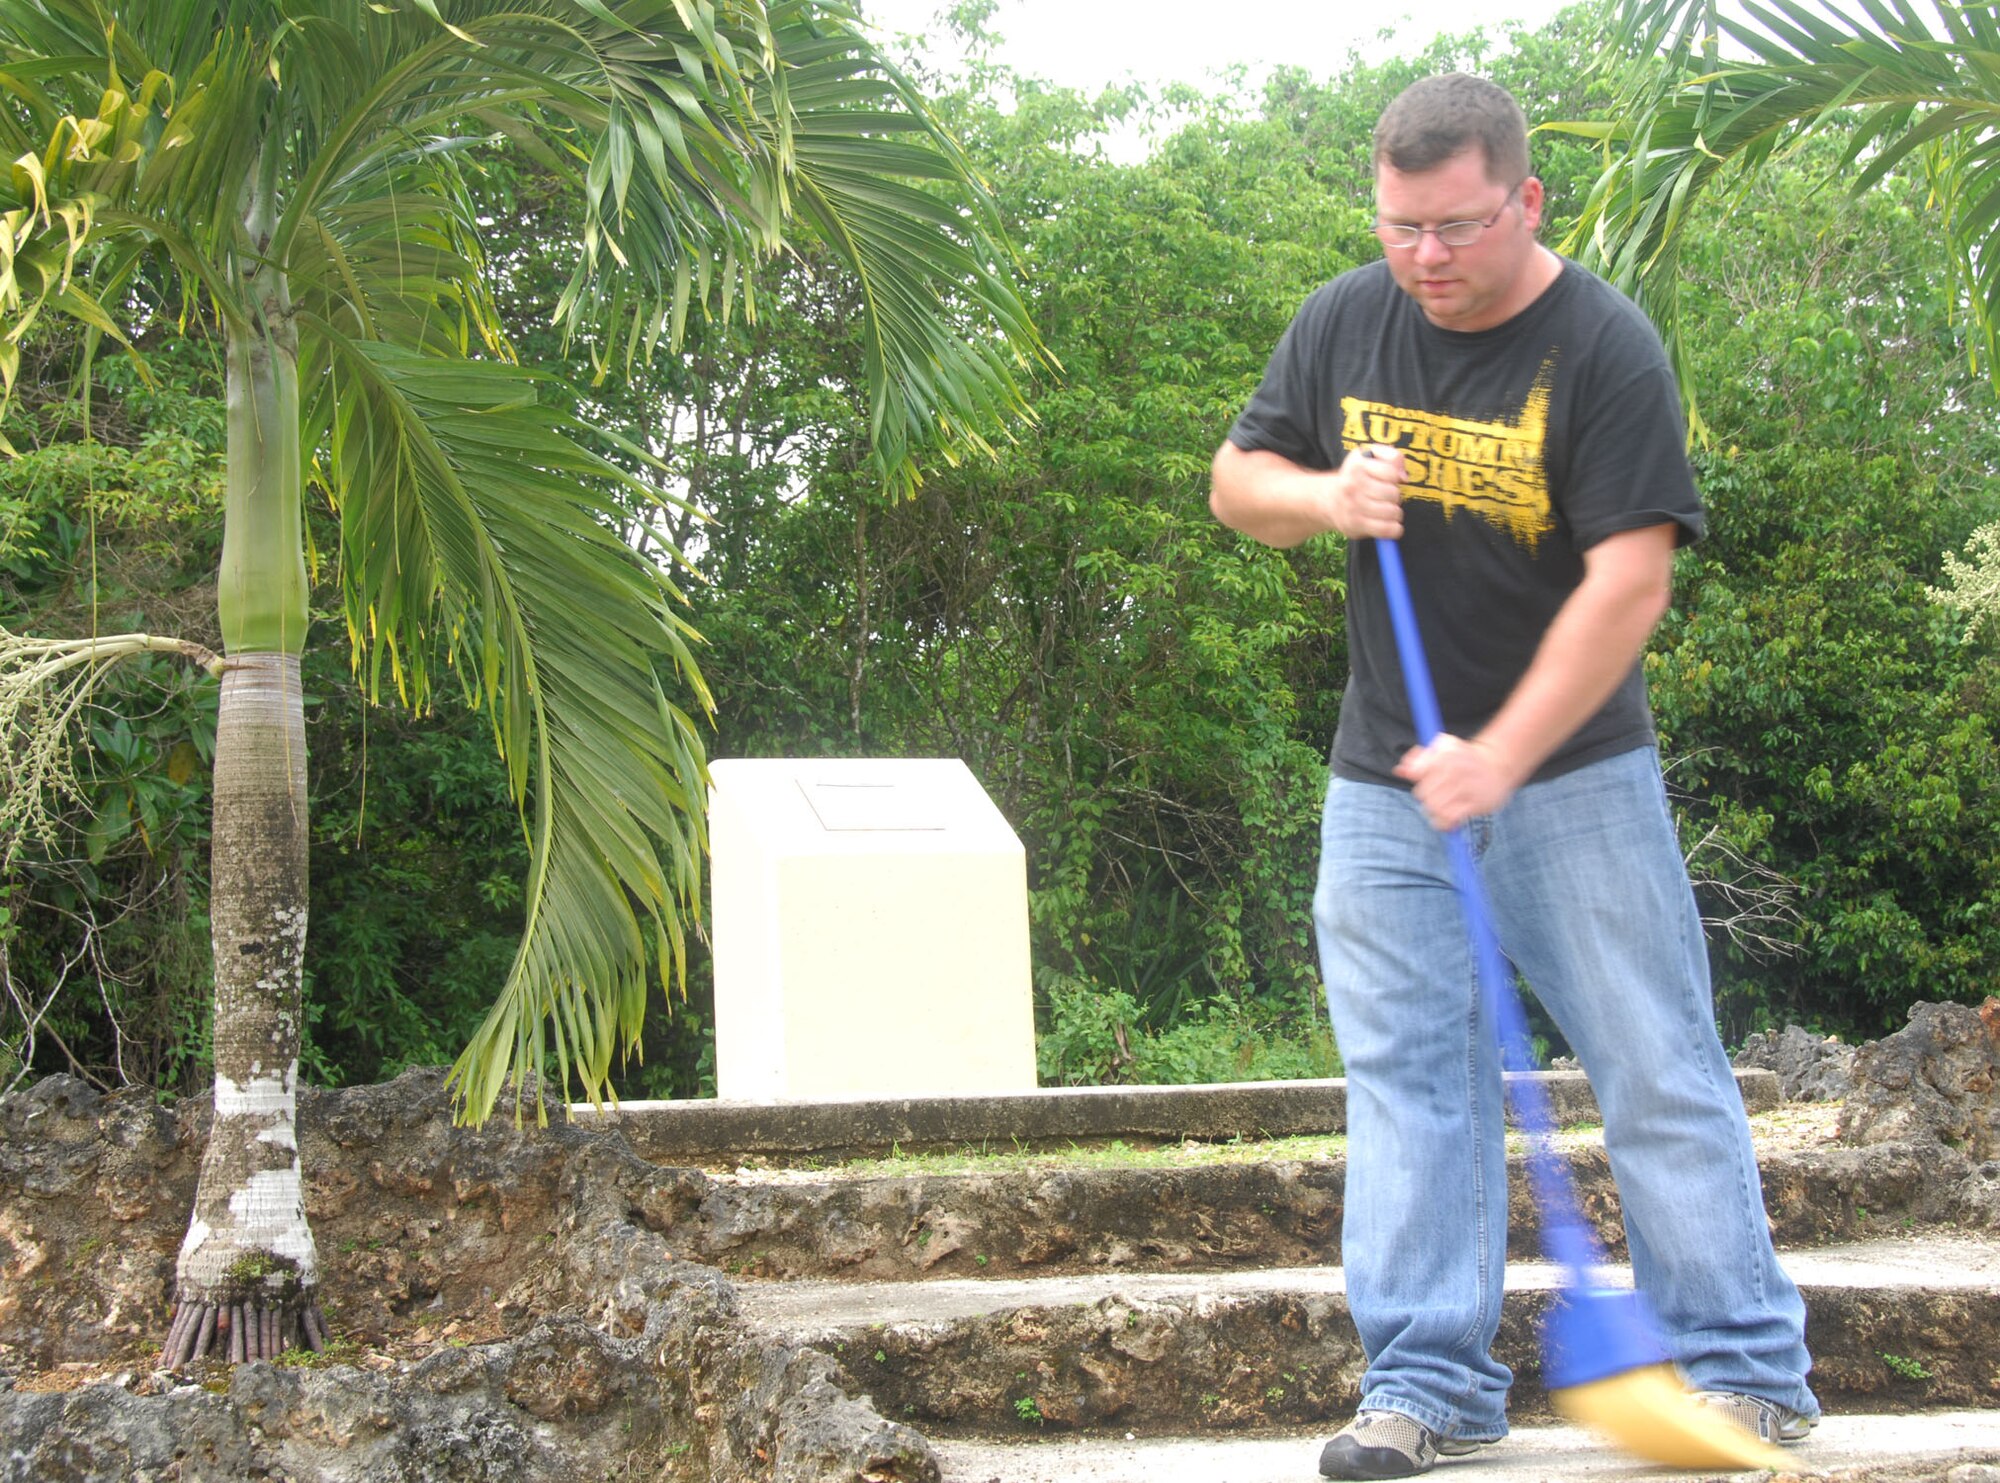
[0,0,1039,1365]
[1559,0,2000,628]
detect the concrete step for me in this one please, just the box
[733,1237,2000,1435]
[931,1411,2000,1481]
[662,1123,1971,1283]
[577,1069,1782,1162]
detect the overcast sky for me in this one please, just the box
[858,0,1577,91]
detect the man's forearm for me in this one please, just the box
[1211,441,1407,547]
[1473,524,1677,786]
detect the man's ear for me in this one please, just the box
[1519,175,1546,231]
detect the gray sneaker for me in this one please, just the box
[1692,1391,1817,1444]
[1319,1411,1447,1479]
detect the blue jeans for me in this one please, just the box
[1313,746,1817,1441]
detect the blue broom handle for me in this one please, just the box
[1375,536,1604,1282]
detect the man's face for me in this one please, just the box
[1374,148,1545,333]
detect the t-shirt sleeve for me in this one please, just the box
[1227,286,1337,470]
[1562,301,1705,551]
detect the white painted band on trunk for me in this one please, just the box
[212,1067,297,1120]
[180,1166,319,1289]
[231,1166,316,1280]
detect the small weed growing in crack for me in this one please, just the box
[1882,1353,1932,1381]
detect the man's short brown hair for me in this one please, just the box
[1373,74,1529,184]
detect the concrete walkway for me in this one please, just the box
[934,1411,2000,1481]
[735,1234,2000,1329]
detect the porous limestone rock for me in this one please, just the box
[0,1070,936,1483]
[1736,1023,1857,1102]
[1839,1000,2000,1160]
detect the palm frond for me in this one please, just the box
[286,134,504,358]
[772,3,1044,492]
[270,1,788,349]
[0,7,279,350]
[298,328,711,1121]
[1569,0,2000,414]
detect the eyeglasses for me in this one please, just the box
[1374,184,1522,249]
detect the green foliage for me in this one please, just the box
[1637,133,2000,1039]
[1670,132,2000,473]
[1034,976,1145,1086]
[1649,443,2000,1035]
[685,67,1358,1068]
[0,343,223,1093]
[1881,1352,1933,1382]
[302,680,529,1086]
[1035,970,1342,1088]
[1574,0,2000,428]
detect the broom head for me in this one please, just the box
[1544,1286,1794,1471]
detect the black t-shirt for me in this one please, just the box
[1228,256,1704,787]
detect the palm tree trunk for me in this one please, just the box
[165,651,326,1363]
[162,152,325,1365]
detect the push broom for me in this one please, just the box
[1374,533,1792,1471]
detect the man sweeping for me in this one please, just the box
[1209,73,1819,1480]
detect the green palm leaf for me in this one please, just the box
[1564,0,2000,423]
[299,332,709,1119]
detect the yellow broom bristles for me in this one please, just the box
[1552,1364,1796,1471]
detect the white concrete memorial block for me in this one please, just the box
[709,757,1036,1099]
